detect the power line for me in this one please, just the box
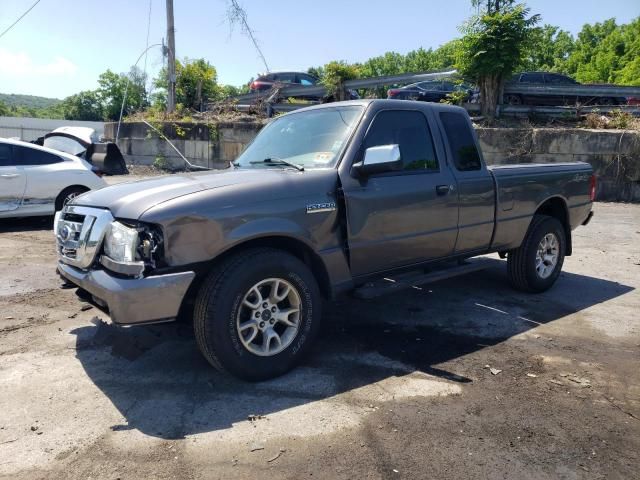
[143,0,153,89]
[0,0,43,40]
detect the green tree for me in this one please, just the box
[307,66,324,80]
[319,61,360,100]
[98,67,147,121]
[521,24,574,72]
[61,90,103,121]
[219,84,249,98]
[360,52,406,78]
[471,0,517,14]
[457,3,540,118]
[155,58,220,110]
[0,100,11,116]
[404,41,462,72]
[562,18,640,85]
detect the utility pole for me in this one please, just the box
[166,0,176,113]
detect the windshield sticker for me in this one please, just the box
[314,152,333,163]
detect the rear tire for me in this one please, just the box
[505,94,523,106]
[507,215,566,293]
[193,248,322,381]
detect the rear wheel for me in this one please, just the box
[55,186,88,211]
[505,94,523,106]
[507,215,566,292]
[193,248,322,381]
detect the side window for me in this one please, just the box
[364,110,439,172]
[418,82,438,91]
[274,73,295,83]
[14,146,62,166]
[0,144,14,167]
[545,74,575,85]
[297,74,317,86]
[520,72,544,83]
[439,111,481,171]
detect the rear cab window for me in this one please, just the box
[439,111,482,171]
[364,110,439,172]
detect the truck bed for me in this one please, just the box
[488,162,593,251]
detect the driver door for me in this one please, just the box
[0,143,27,213]
[341,109,459,277]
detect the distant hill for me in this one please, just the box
[0,93,62,110]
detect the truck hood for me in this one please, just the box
[73,168,321,219]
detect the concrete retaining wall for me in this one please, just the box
[106,121,640,202]
[104,121,264,170]
[477,128,640,202]
[1,116,105,142]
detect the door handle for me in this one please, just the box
[0,174,20,179]
[436,184,453,196]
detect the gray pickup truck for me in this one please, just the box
[55,100,595,380]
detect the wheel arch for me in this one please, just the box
[533,196,572,256]
[196,234,333,300]
[55,184,91,210]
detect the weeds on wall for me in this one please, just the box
[583,110,640,130]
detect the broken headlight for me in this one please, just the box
[101,221,163,277]
[104,221,138,263]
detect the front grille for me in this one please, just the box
[55,206,114,270]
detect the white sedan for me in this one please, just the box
[0,138,106,218]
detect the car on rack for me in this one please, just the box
[0,138,106,218]
[249,71,320,92]
[387,81,475,103]
[249,71,359,101]
[55,99,595,381]
[505,72,627,106]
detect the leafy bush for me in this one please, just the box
[153,154,169,170]
[441,90,468,106]
[609,109,635,129]
[320,61,360,100]
[583,110,639,130]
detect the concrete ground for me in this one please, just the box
[0,202,638,480]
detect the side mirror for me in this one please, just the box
[352,144,402,177]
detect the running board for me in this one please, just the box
[352,258,503,300]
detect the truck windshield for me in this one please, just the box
[235,106,363,170]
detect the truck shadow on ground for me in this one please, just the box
[71,262,633,439]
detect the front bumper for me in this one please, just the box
[58,262,195,325]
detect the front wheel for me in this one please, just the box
[507,215,566,292]
[55,186,88,211]
[193,248,322,381]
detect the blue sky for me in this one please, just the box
[0,0,638,99]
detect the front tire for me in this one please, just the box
[507,215,566,292]
[55,186,88,211]
[193,248,322,381]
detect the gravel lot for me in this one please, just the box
[0,200,638,480]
